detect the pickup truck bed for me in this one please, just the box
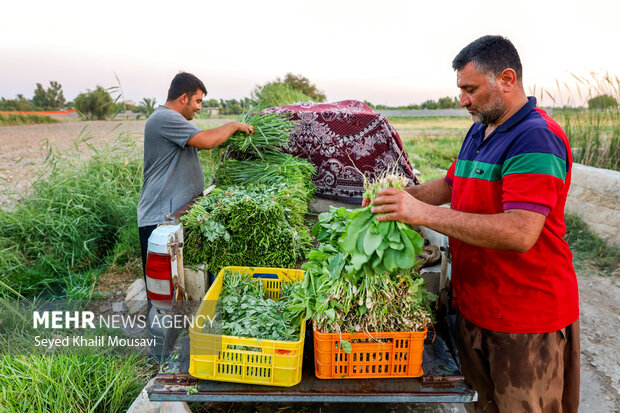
[146,316,476,404]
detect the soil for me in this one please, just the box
[1,120,618,412]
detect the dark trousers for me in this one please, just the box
[139,225,158,276]
[456,313,580,413]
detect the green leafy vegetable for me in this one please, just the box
[204,269,304,342]
[289,171,435,334]
[181,185,312,273]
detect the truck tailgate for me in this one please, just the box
[146,320,476,404]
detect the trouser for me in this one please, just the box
[456,313,580,413]
[138,224,158,277]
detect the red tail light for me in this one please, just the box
[145,252,173,303]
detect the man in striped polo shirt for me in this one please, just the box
[368,35,579,412]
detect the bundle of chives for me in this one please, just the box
[225,110,299,157]
[217,153,315,193]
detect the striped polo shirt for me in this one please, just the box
[446,96,579,333]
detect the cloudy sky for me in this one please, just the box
[2,0,619,106]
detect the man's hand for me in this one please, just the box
[370,187,430,226]
[234,122,254,135]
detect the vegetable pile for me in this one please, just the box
[291,171,435,333]
[181,185,312,273]
[204,269,304,342]
[181,109,315,273]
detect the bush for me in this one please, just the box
[588,94,618,110]
[250,82,312,109]
[74,86,114,120]
[0,95,34,111]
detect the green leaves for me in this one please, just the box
[327,253,346,279]
[337,206,424,277]
[363,229,383,256]
[340,339,352,354]
[181,185,312,273]
[297,173,435,334]
[207,270,303,342]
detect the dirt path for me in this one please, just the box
[577,271,619,412]
[1,121,618,411]
[0,119,227,208]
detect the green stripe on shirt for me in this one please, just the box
[502,152,567,181]
[454,160,502,181]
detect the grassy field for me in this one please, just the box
[0,133,154,412]
[0,112,60,126]
[389,116,472,131]
[554,108,619,171]
[392,117,467,182]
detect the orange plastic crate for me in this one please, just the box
[313,325,427,379]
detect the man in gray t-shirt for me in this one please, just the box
[137,72,253,273]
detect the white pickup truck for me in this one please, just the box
[141,195,476,406]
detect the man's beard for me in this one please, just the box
[472,89,507,125]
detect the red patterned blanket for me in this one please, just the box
[264,100,419,203]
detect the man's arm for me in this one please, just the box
[186,122,253,149]
[404,177,452,206]
[370,187,545,253]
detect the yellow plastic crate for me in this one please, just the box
[189,266,305,387]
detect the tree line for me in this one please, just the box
[365,96,461,111]
[2,77,617,120]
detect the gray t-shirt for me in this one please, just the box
[137,105,203,227]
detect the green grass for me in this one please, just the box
[0,112,60,126]
[0,351,154,412]
[389,116,471,131]
[542,72,620,171]
[556,108,619,171]
[0,130,155,412]
[400,134,462,182]
[0,301,157,413]
[0,131,143,299]
[564,213,620,276]
[389,117,465,182]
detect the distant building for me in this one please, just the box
[202,107,220,117]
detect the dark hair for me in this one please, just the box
[452,35,522,81]
[166,72,207,102]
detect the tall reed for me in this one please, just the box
[0,130,143,299]
[540,72,620,171]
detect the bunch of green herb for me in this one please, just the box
[224,110,298,158]
[340,170,424,277]
[291,172,435,333]
[181,185,312,273]
[216,152,315,202]
[303,177,425,281]
[340,207,424,276]
[205,269,303,342]
[309,271,434,333]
